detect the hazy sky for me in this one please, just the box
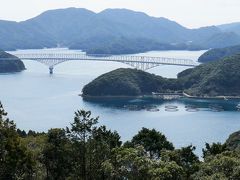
[0,0,240,28]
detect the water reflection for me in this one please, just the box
[83,97,240,112]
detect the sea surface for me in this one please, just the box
[1,48,240,156]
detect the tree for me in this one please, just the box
[149,161,184,180]
[0,102,35,179]
[66,110,98,179]
[127,128,174,158]
[42,128,72,179]
[103,146,185,180]
[21,133,47,179]
[161,145,199,178]
[87,125,122,179]
[102,146,152,179]
[202,142,227,158]
[192,151,240,179]
[17,128,27,137]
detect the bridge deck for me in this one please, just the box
[1,53,199,73]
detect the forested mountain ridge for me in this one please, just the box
[1,8,240,54]
[218,22,240,35]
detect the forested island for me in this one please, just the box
[0,50,25,73]
[1,102,240,179]
[198,44,240,63]
[82,68,179,96]
[83,54,240,97]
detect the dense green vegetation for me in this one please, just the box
[1,8,240,54]
[1,102,240,179]
[83,54,240,97]
[0,50,25,73]
[178,54,240,96]
[82,68,180,96]
[198,44,240,62]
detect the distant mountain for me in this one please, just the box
[218,22,240,36]
[0,19,56,50]
[189,26,221,43]
[22,8,96,45]
[97,9,189,43]
[198,32,240,49]
[0,8,240,54]
[198,45,240,63]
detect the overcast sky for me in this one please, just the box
[0,0,240,28]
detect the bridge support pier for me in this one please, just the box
[49,66,54,74]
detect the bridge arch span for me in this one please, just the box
[10,53,199,74]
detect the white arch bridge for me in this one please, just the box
[9,53,198,74]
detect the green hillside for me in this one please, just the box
[198,44,240,62]
[83,54,240,97]
[179,54,240,96]
[82,68,179,96]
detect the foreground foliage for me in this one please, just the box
[1,102,240,179]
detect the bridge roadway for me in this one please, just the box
[7,53,199,74]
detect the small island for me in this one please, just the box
[82,68,180,97]
[0,50,25,73]
[82,54,240,98]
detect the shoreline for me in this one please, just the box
[80,94,144,99]
[182,92,240,100]
[80,93,240,100]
